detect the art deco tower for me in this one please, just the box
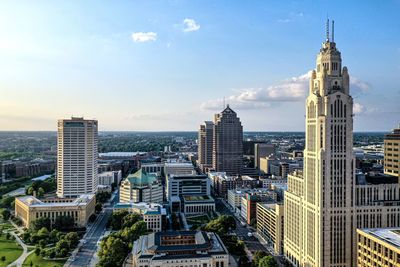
[213,105,243,176]
[284,20,355,266]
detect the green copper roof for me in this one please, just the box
[126,169,158,186]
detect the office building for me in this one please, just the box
[114,202,166,232]
[284,21,400,266]
[198,121,214,170]
[213,105,243,175]
[166,174,215,213]
[259,156,279,175]
[98,170,122,186]
[164,162,195,177]
[356,228,400,266]
[56,117,98,198]
[15,194,95,228]
[384,125,400,179]
[257,203,284,255]
[128,231,229,267]
[119,169,163,204]
[254,143,276,169]
[140,163,164,176]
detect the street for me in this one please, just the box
[64,190,119,267]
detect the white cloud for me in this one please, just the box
[353,102,365,114]
[183,18,200,32]
[131,32,157,42]
[201,72,371,111]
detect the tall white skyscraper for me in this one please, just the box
[56,117,98,198]
[284,20,400,266]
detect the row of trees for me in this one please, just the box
[97,210,148,267]
[25,178,56,198]
[30,216,75,232]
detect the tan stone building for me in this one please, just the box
[356,228,400,266]
[257,203,284,255]
[384,125,400,179]
[198,121,214,171]
[15,194,95,229]
[283,20,400,267]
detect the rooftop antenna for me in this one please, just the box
[332,20,335,42]
[326,16,330,42]
[223,97,226,109]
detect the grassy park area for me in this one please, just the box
[0,233,23,267]
[22,253,66,267]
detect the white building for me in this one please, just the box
[227,189,245,212]
[164,162,195,177]
[114,202,166,232]
[98,170,122,186]
[120,169,163,204]
[56,117,98,198]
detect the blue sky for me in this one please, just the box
[0,0,399,131]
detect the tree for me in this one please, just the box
[49,229,60,243]
[258,256,277,267]
[1,256,5,262]
[204,215,236,236]
[53,215,74,231]
[97,236,130,267]
[120,221,147,243]
[37,227,49,237]
[31,217,51,231]
[56,239,70,255]
[1,209,11,220]
[34,247,41,256]
[107,210,129,230]
[89,214,97,223]
[37,187,45,197]
[95,203,103,213]
[38,239,47,249]
[253,251,269,267]
[64,232,79,248]
[121,213,141,228]
[6,232,11,240]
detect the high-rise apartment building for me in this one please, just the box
[384,125,400,179]
[213,105,243,175]
[284,21,400,266]
[56,117,98,198]
[198,121,214,170]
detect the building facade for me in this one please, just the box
[198,121,214,170]
[128,231,229,267]
[15,194,95,228]
[56,117,98,198]
[257,203,284,255]
[284,21,400,267]
[114,202,166,232]
[119,169,163,204]
[98,170,122,186]
[213,105,243,176]
[356,228,400,266]
[384,125,400,179]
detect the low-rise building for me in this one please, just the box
[208,172,259,198]
[257,203,284,255]
[356,228,400,266]
[128,231,229,267]
[227,189,245,212]
[15,194,95,228]
[140,163,164,176]
[98,170,122,186]
[120,169,163,204]
[240,189,277,224]
[114,202,166,232]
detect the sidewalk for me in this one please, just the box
[7,228,34,267]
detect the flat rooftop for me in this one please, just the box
[17,194,95,208]
[361,228,400,249]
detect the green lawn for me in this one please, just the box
[22,253,66,267]
[0,234,23,267]
[186,214,211,225]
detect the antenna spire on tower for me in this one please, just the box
[332,20,335,42]
[326,17,330,42]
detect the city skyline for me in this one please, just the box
[0,1,399,131]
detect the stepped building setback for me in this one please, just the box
[284,20,400,266]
